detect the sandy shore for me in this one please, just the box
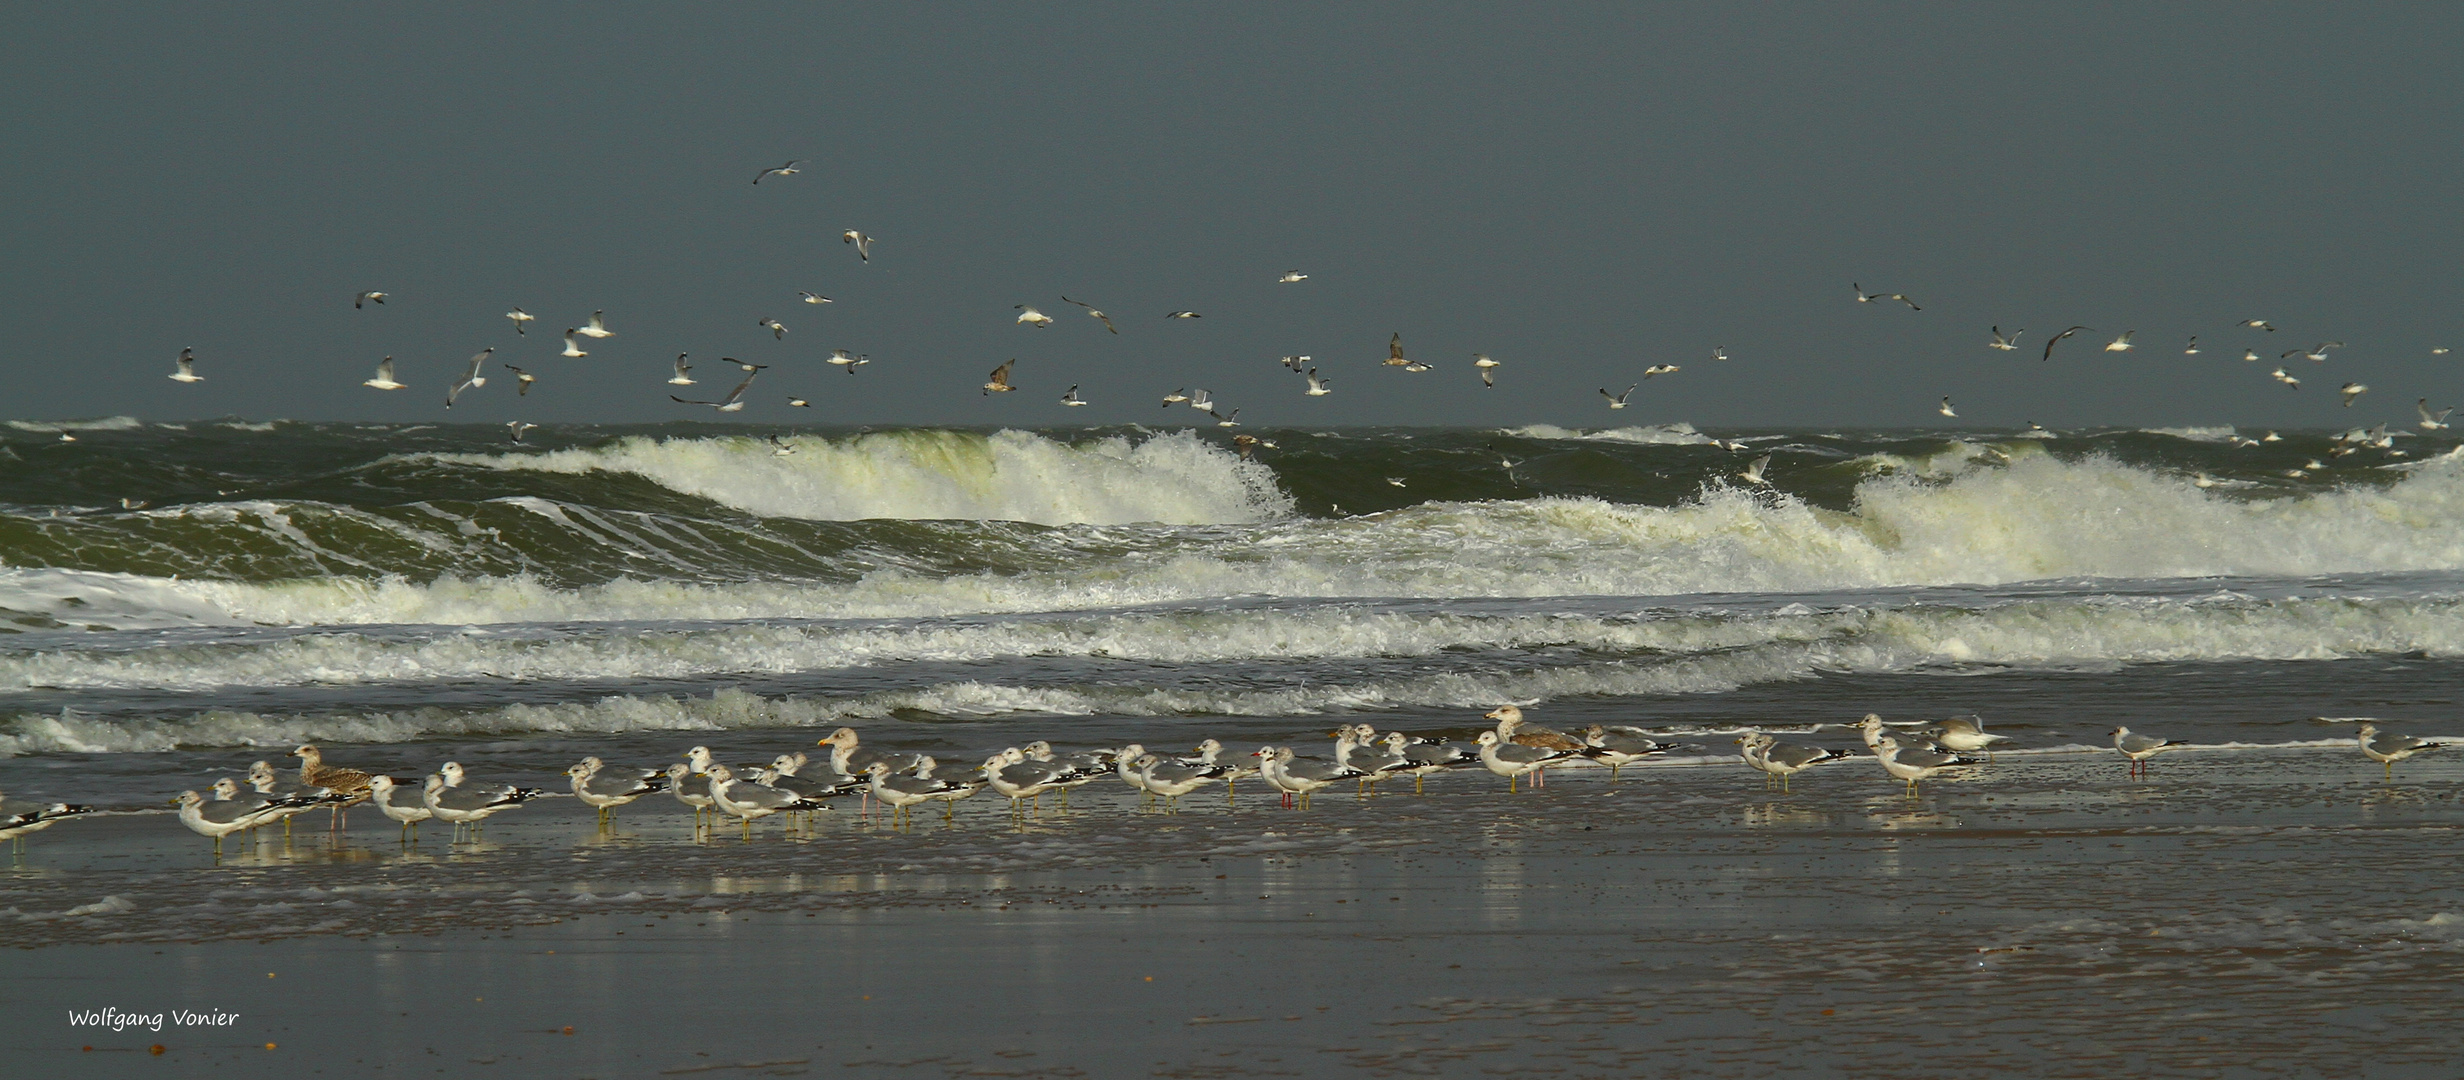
[4,747,2461,1077]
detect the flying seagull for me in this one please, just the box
[1015,305,1054,327]
[1988,326,2023,351]
[1305,369,1332,396]
[1601,384,1637,409]
[2283,342,2344,362]
[1280,354,1309,373]
[2041,326,2091,362]
[799,291,833,305]
[759,317,787,339]
[445,348,493,408]
[1062,296,1117,334]
[2104,331,2135,352]
[1211,408,1241,428]
[1278,270,1308,283]
[363,356,405,391]
[768,435,797,456]
[2184,335,2200,355]
[668,354,695,386]
[1853,283,1919,310]
[753,160,800,184]
[506,307,534,335]
[2340,382,2368,407]
[1711,346,1730,362]
[842,230,873,262]
[502,365,534,395]
[2241,349,2262,362]
[787,397,809,407]
[1473,353,1501,387]
[170,347,203,383]
[506,421,535,444]
[561,330,588,358]
[2237,318,2277,331]
[1161,388,1190,408]
[1738,454,1772,486]
[827,349,869,374]
[1060,385,1088,407]
[983,360,1017,395]
[1164,310,1201,319]
[575,311,615,338]
[1384,333,1409,367]
[1187,389,1214,411]
[1643,364,1680,378]
[2418,399,2452,431]
[355,291,387,309]
[720,358,767,373]
[1939,397,1957,418]
[2271,367,2300,389]
[671,371,758,412]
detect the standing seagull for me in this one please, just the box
[670,370,758,412]
[1061,296,1118,334]
[1853,283,1920,310]
[2341,382,2368,407]
[575,311,615,338]
[502,364,534,395]
[842,229,873,262]
[983,360,1017,395]
[506,307,534,335]
[2040,326,2091,362]
[2104,331,2135,352]
[506,421,535,444]
[1987,327,2024,351]
[2112,726,2187,777]
[1278,270,1308,283]
[1384,333,1409,367]
[2356,723,2445,780]
[1738,454,1773,486]
[668,354,695,385]
[759,316,787,339]
[753,160,800,184]
[1304,369,1333,396]
[363,356,405,391]
[355,290,387,309]
[561,330,588,358]
[1601,384,1637,409]
[1059,385,1088,407]
[1473,353,1501,387]
[445,348,493,408]
[1015,305,1054,327]
[169,347,203,383]
[1938,397,1957,418]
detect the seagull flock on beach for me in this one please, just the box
[131,159,2458,468]
[0,708,2446,855]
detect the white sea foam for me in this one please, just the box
[6,416,144,433]
[2139,426,2241,443]
[435,428,1290,525]
[1500,423,1717,445]
[6,592,2464,718]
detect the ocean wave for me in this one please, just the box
[6,449,2464,628]
[1499,423,1716,445]
[436,428,1291,525]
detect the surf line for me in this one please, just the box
[67,1008,241,1031]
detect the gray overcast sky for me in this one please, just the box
[4,3,2458,429]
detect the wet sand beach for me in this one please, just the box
[8,746,2461,1078]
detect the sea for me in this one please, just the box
[3,416,2459,799]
